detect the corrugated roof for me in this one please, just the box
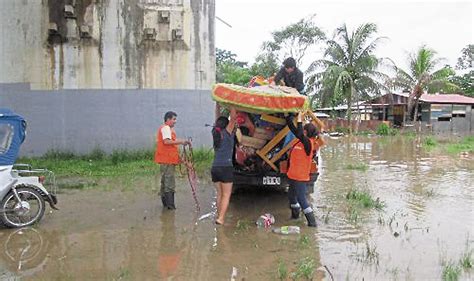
[419,94,474,104]
[365,92,474,105]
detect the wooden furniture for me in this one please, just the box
[256,111,324,172]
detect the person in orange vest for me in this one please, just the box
[285,112,319,227]
[154,111,190,209]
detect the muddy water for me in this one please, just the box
[0,136,473,280]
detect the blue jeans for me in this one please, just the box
[287,179,313,213]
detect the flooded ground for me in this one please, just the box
[0,136,473,280]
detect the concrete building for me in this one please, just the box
[0,0,215,90]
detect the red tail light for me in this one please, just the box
[38,176,45,184]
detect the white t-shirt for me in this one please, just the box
[161,125,172,140]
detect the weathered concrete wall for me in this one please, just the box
[0,83,214,156]
[0,0,215,90]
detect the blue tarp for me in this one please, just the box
[0,108,26,166]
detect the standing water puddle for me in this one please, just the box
[0,136,472,280]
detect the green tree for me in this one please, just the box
[455,44,473,70]
[249,53,279,78]
[393,45,458,122]
[306,23,388,132]
[449,45,474,97]
[449,71,474,97]
[262,14,325,66]
[215,48,250,85]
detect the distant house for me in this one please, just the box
[365,92,474,134]
[315,102,371,120]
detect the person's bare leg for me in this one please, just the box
[216,183,233,224]
[215,183,222,222]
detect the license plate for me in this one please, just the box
[263,176,281,185]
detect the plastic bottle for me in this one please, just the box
[256,213,275,228]
[272,226,300,235]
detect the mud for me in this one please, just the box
[0,136,473,280]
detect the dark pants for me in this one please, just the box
[288,179,313,213]
[160,164,176,194]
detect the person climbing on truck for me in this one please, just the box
[285,111,318,227]
[271,57,305,95]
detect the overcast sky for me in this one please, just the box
[215,0,473,72]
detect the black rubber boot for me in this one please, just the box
[290,207,301,219]
[304,212,317,227]
[164,192,176,210]
[161,195,168,208]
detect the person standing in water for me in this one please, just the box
[154,111,190,210]
[285,111,318,227]
[211,107,237,225]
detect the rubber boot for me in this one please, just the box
[161,195,168,208]
[164,192,176,210]
[290,207,301,219]
[304,212,317,227]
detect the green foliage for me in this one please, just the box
[217,62,252,85]
[376,123,397,136]
[345,162,369,171]
[346,188,384,210]
[306,23,388,128]
[262,14,325,65]
[460,250,473,269]
[393,45,460,121]
[297,235,311,249]
[449,70,474,97]
[216,48,251,85]
[334,126,350,134]
[442,262,461,281]
[17,148,212,179]
[445,136,474,154]
[455,44,473,70]
[423,136,438,147]
[216,48,247,68]
[291,257,316,280]
[277,259,288,280]
[249,53,279,78]
[234,219,251,233]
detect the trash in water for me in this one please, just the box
[256,213,275,228]
[272,226,300,235]
[198,212,213,221]
[230,266,238,281]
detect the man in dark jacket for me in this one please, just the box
[272,57,305,95]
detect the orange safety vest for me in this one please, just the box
[154,125,180,165]
[287,139,314,182]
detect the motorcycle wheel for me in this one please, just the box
[0,186,46,228]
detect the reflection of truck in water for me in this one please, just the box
[212,82,324,193]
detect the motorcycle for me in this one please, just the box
[0,108,58,228]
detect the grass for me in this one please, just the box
[442,262,461,281]
[345,162,369,171]
[277,259,288,280]
[419,136,474,155]
[17,148,214,180]
[460,250,473,269]
[290,257,316,280]
[297,235,311,249]
[376,123,398,136]
[445,136,474,154]
[234,219,251,233]
[423,136,438,147]
[346,188,384,210]
[363,242,380,265]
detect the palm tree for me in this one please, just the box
[393,45,458,123]
[306,23,388,132]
